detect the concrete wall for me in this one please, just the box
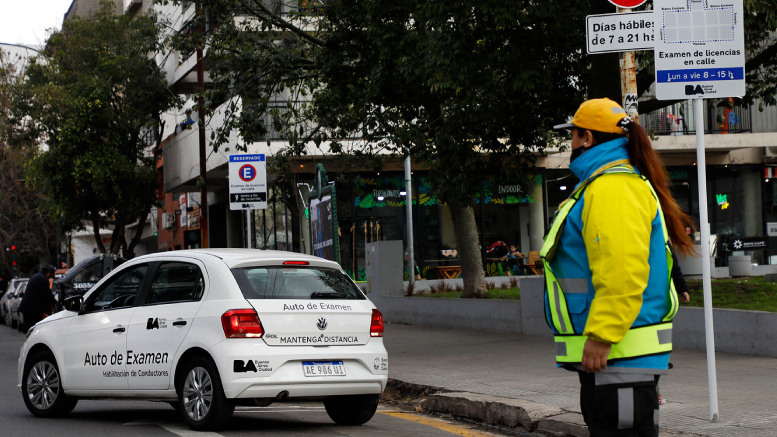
[369,292,523,334]
[519,277,777,358]
[372,276,777,358]
[673,306,777,357]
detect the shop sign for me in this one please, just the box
[354,176,533,209]
[727,237,768,250]
[179,194,187,227]
[767,223,777,238]
[187,208,200,230]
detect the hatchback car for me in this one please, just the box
[18,249,387,431]
[1,279,26,326]
[6,280,28,329]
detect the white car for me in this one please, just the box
[1,279,27,326]
[6,279,28,329]
[18,249,388,431]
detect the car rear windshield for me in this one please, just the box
[231,267,366,300]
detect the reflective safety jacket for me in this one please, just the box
[541,138,678,372]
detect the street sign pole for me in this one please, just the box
[652,0,745,421]
[617,7,640,122]
[694,99,720,422]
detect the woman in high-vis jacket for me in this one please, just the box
[544,98,696,437]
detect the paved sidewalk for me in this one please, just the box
[384,323,777,436]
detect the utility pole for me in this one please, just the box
[196,2,209,248]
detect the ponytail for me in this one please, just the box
[624,121,697,256]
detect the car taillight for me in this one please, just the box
[370,309,384,337]
[283,261,309,265]
[221,309,264,338]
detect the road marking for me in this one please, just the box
[377,411,496,436]
[123,419,223,437]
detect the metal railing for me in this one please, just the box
[640,99,753,136]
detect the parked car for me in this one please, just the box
[0,279,27,326]
[19,249,387,431]
[7,279,28,329]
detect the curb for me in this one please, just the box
[424,391,587,436]
[386,378,708,437]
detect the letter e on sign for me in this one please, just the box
[239,164,256,182]
[608,0,647,8]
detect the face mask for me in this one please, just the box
[570,146,588,163]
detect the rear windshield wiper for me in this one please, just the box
[310,291,348,299]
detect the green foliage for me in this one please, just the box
[179,0,588,206]
[4,3,179,255]
[683,277,777,312]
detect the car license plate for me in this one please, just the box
[302,361,346,377]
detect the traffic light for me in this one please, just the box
[10,245,17,277]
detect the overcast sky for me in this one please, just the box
[0,1,74,47]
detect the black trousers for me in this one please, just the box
[22,312,43,330]
[578,371,660,437]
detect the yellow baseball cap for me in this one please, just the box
[553,98,629,134]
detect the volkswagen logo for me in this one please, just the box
[316,317,328,331]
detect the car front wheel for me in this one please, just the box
[324,394,380,425]
[177,357,234,431]
[22,351,78,418]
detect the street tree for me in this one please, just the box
[172,0,589,298]
[0,50,58,275]
[4,3,179,258]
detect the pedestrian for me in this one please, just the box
[18,265,57,330]
[543,98,696,437]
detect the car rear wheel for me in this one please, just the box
[22,351,78,418]
[324,394,380,425]
[177,357,234,431]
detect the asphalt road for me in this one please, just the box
[0,324,506,437]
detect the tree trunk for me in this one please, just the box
[448,201,487,299]
[90,208,107,254]
[125,209,150,259]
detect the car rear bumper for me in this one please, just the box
[208,338,389,399]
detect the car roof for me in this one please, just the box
[133,249,339,269]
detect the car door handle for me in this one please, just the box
[173,320,187,326]
[113,327,126,333]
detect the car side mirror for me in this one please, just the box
[64,296,83,313]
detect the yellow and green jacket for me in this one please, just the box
[542,137,677,372]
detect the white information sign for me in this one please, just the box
[228,154,267,210]
[654,0,745,100]
[586,11,655,54]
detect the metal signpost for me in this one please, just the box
[229,154,268,248]
[654,0,746,422]
[306,164,340,263]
